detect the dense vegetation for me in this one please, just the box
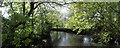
[67,2,120,45]
[0,1,120,47]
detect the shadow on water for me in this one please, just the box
[34,31,103,48]
[35,31,120,48]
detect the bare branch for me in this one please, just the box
[49,3,56,10]
[28,2,34,16]
[23,2,25,15]
[110,6,120,13]
[10,2,15,14]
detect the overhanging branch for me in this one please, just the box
[28,2,77,16]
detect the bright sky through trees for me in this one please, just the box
[0,5,69,19]
[0,7,9,19]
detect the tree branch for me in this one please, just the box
[28,2,77,16]
[10,2,15,14]
[110,6,120,13]
[28,2,34,16]
[23,2,25,15]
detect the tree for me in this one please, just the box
[67,2,120,45]
[1,1,64,47]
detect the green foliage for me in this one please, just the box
[2,2,62,47]
[68,2,120,45]
[2,2,120,47]
[2,13,32,47]
[98,32,112,44]
[66,2,96,34]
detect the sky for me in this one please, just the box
[0,4,69,19]
[55,4,70,19]
[0,7,9,19]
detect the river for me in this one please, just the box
[50,31,102,46]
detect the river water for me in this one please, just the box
[50,31,102,46]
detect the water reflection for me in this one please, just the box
[83,35,90,46]
[50,31,101,46]
[83,37,89,43]
[115,41,119,46]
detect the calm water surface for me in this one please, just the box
[50,31,101,46]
